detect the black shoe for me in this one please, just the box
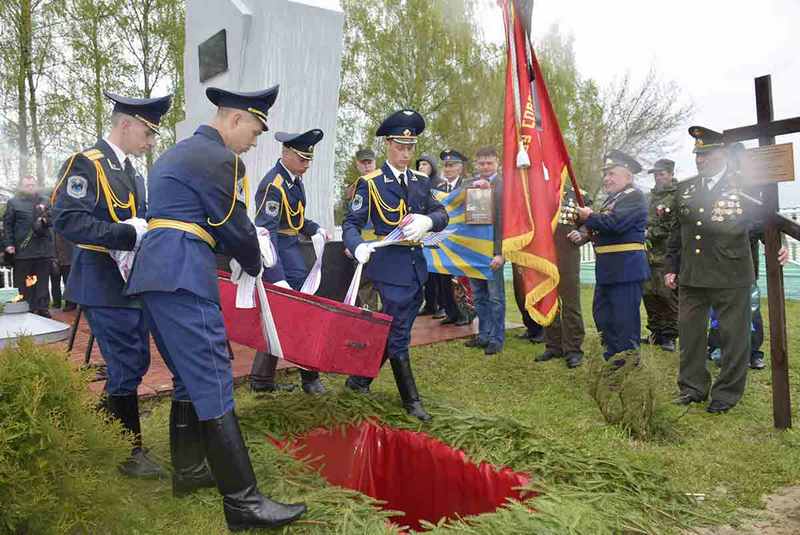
[107,394,167,479]
[516,331,534,340]
[419,307,436,316]
[484,343,502,355]
[750,357,766,370]
[659,339,676,352]
[440,317,457,325]
[301,378,326,395]
[455,316,471,326]
[250,382,296,393]
[534,350,561,362]
[565,352,583,368]
[432,309,446,319]
[672,393,704,406]
[464,336,488,348]
[345,376,371,394]
[170,400,215,497]
[35,309,52,319]
[119,448,168,479]
[203,411,307,531]
[529,332,545,343]
[707,400,734,414]
[390,359,431,421]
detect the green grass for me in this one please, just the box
[90,287,800,533]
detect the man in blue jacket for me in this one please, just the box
[573,150,650,364]
[125,86,306,531]
[52,91,171,479]
[249,129,329,394]
[342,109,449,421]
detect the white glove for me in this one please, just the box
[274,280,291,289]
[402,214,433,242]
[229,258,243,282]
[316,227,331,241]
[123,217,148,248]
[255,226,277,268]
[354,242,375,264]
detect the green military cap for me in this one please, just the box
[648,158,675,174]
[689,126,725,153]
[355,148,375,161]
[602,149,642,174]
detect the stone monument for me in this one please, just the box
[178,0,345,231]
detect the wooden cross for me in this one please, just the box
[723,75,800,429]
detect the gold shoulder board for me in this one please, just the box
[362,169,382,181]
[82,149,104,161]
[271,175,285,189]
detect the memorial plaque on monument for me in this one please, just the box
[465,188,494,225]
[198,29,228,83]
[742,143,795,183]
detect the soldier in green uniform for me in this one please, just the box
[535,184,590,368]
[665,126,788,414]
[642,158,679,352]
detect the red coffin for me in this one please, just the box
[218,273,392,378]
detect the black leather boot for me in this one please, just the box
[344,375,373,394]
[107,394,167,479]
[390,359,431,422]
[250,352,296,393]
[300,370,326,394]
[170,400,216,497]
[202,411,306,531]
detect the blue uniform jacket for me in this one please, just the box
[52,139,143,307]
[254,160,320,282]
[125,125,261,304]
[584,186,650,285]
[342,162,449,287]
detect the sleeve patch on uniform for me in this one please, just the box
[265,200,280,217]
[351,193,363,211]
[67,175,88,199]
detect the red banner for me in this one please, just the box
[501,0,572,326]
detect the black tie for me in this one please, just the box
[124,158,135,183]
[398,171,407,192]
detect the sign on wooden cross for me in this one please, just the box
[723,75,800,429]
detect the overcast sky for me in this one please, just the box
[477,0,800,207]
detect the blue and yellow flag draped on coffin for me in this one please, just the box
[424,188,494,280]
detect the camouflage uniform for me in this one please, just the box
[642,179,679,345]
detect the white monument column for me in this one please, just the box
[178,0,344,231]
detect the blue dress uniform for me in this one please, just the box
[51,91,171,479]
[125,86,306,530]
[342,109,449,422]
[583,151,650,362]
[249,129,326,394]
